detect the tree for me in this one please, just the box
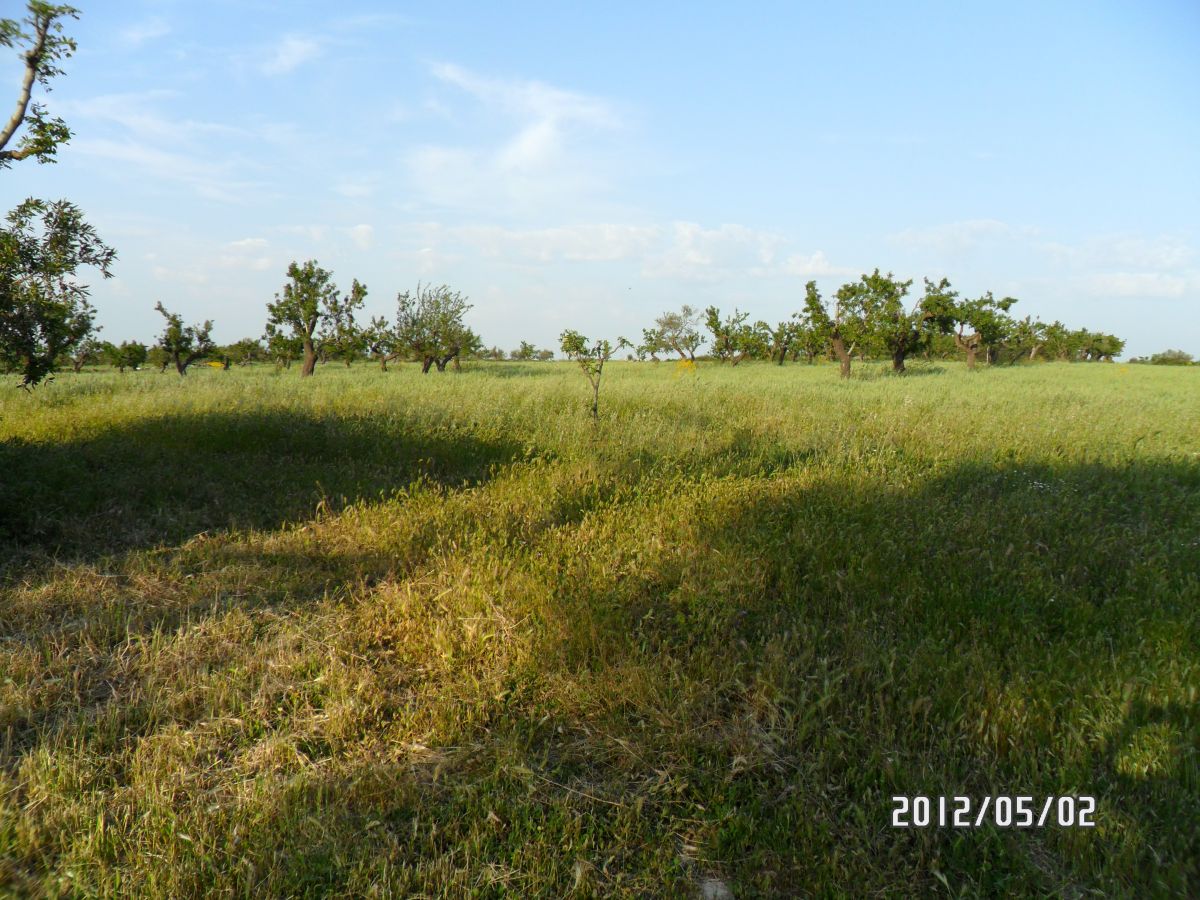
[326,278,367,367]
[264,261,365,377]
[0,198,114,386]
[510,340,537,361]
[394,282,475,373]
[222,337,266,366]
[636,327,665,362]
[952,292,1017,369]
[0,3,78,168]
[841,270,954,374]
[102,339,147,373]
[654,306,704,361]
[536,348,554,361]
[704,306,769,365]
[67,333,101,371]
[560,330,630,423]
[1146,349,1194,366]
[805,280,860,378]
[362,315,399,371]
[154,301,214,376]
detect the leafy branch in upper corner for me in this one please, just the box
[0,3,79,168]
[559,329,630,423]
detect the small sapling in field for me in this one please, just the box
[559,329,630,423]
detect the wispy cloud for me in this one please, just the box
[887,219,1038,254]
[260,35,323,76]
[407,63,624,213]
[346,224,375,250]
[409,220,846,283]
[119,18,170,47]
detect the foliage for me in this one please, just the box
[154,301,214,376]
[394,282,477,373]
[704,306,769,365]
[952,291,1017,367]
[559,329,630,421]
[264,260,363,377]
[101,339,148,372]
[0,2,79,168]
[0,198,114,386]
[654,305,704,361]
[1135,349,1194,366]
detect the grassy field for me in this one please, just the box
[0,359,1197,897]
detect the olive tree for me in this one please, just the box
[952,292,1017,369]
[154,301,214,376]
[394,282,477,373]
[0,199,114,386]
[654,306,704,361]
[264,260,365,377]
[102,339,147,373]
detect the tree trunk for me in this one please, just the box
[174,354,187,376]
[379,355,388,372]
[831,336,851,379]
[301,339,317,377]
[892,350,907,373]
[965,345,977,370]
[421,356,434,374]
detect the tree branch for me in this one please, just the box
[0,12,50,158]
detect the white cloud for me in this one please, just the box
[260,35,322,76]
[276,224,331,242]
[120,18,170,46]
[70,137,258,203]
[1082,272,1193,298]
[347,224,374,250]
[227,237,268,251]
[408,63,623,213]
[429,62,618,129]
[780,250,851,278]
[217,237,272,271]
[409,220,846,283]
[887,219,1035,254]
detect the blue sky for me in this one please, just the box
[4,0,1198,357]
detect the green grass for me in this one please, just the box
[1,360,1197,897]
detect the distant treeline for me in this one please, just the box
[9,255,1177,385]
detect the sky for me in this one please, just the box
[3,0,1199,358]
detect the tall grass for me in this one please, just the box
[1,360,1197,896]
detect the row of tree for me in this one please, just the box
[636,272,1126,377]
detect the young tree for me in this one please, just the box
[0,3,78,168]
[154,301,214,376]
[952,292,1017,369]
[0,199,114,386]
[394,282,475,373]
[654,305,704,361]
[560,329,630,423]
[510,340,537,361]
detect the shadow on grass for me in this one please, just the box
[0,408,525,566]
[1,453,1197,895]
